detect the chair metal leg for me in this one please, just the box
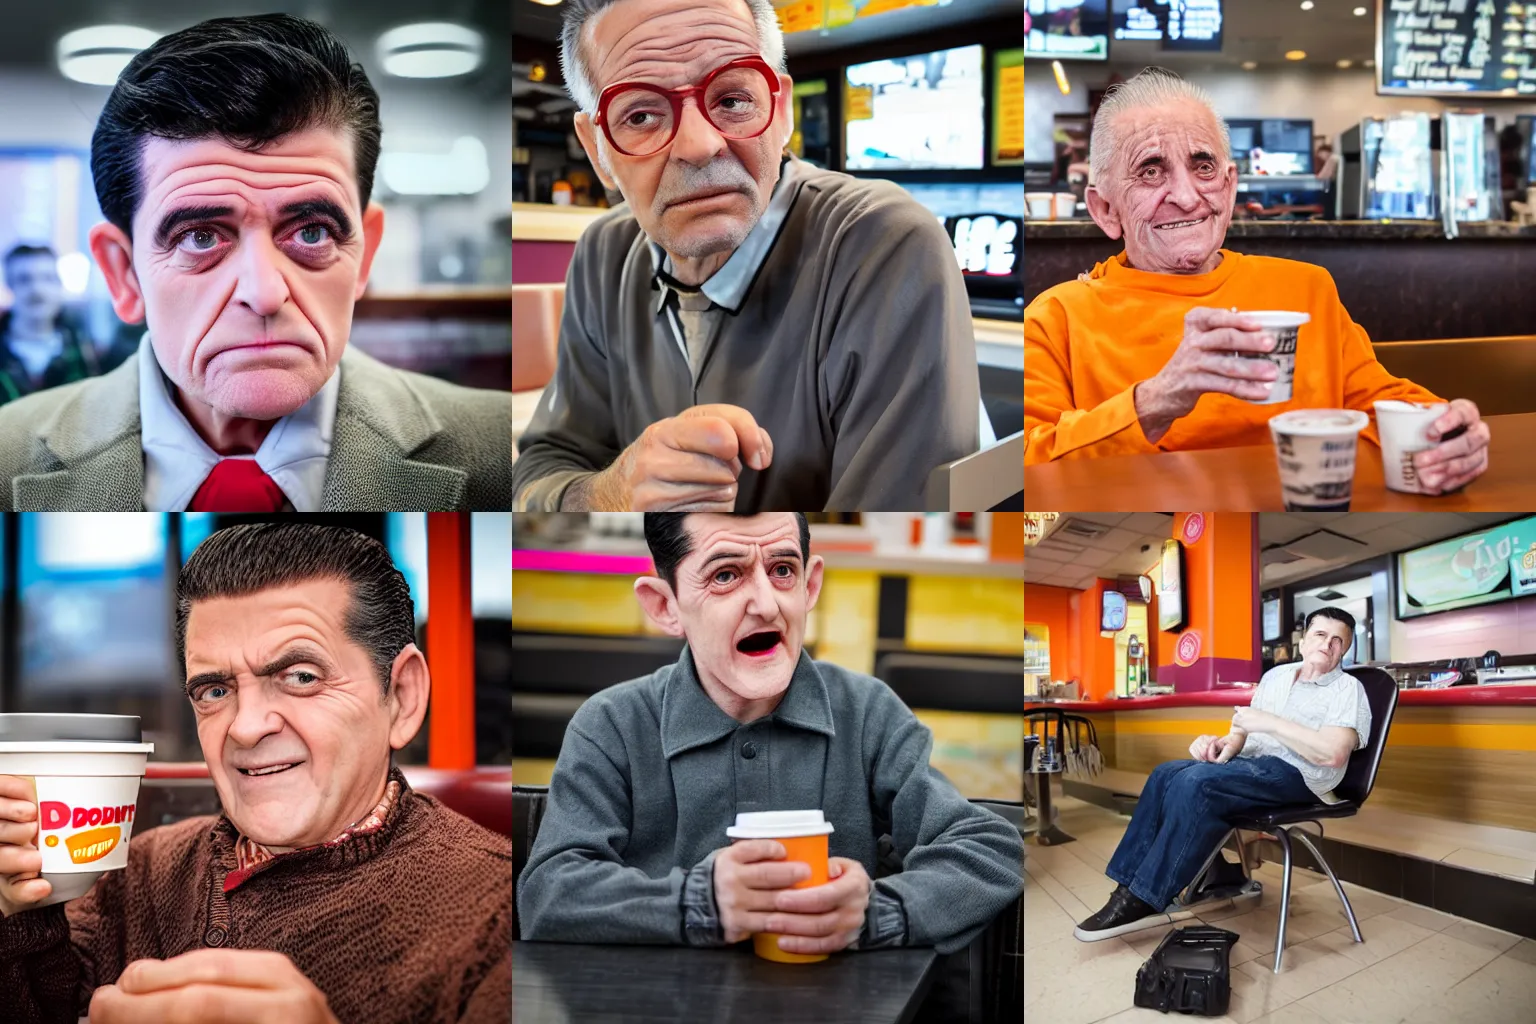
[1178,828,1234,906]
[1233,829,1252,873]
[1292,829,1363,943]
[1273,827,1295,973]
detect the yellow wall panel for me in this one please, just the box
[815,569,879,675]
[906,576,1024,656]
[511,571,652,635]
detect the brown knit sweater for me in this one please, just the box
[0,769,511,1024]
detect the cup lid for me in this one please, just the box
[1239,311,1310,329]
[1373,399,1449,415]
[1268,409,1368,436]
[725,810,834,839]
[0,714,142,743]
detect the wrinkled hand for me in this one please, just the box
[1412,398,1490,494]
[714,839,813,945]
[765,858,871,956]
[587,404,773,511]
[89,950,338,1024]
[0,774,50,918]
[1231,706,1281,735]
[1134,308,1281,443]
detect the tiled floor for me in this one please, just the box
[1027,797,1536,1024]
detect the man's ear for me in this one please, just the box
[574,113,618,192]
[1085,186,1122,241]
[803,554,825,614]
[352,201,387,301]
[634,575,685,637]
[89,222,144,324]
[776,72,795,152]
[384,643,431,751]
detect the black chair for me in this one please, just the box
[512,785,549,941]
[1178,666,1399,973]
[512,633,684,759]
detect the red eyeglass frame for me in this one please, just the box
[593,56,782,157]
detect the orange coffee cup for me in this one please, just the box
[725,810,835,964]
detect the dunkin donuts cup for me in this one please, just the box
[1374,400,1450,493]
[0,715,153,908]
[725,810,834,964]
[1268,409,1370,511]
[1235,311,1309,405]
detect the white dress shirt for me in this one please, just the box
[138,341,340,512]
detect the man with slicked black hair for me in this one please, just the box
[0,14,509,512]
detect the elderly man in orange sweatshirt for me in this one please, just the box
[1024,69,1491,494]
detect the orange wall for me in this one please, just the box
[1025,583,1076,680]
[1071,578,1120,701]
[1164,513,1260,687]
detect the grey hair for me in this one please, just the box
[560,0,787,114]
[1089,68,1231,184]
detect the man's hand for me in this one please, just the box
[714,840,812,945]
[1231,706,1284,735]
[1412,398,1490,494]
[575,405,774,511]
[1133,308,1281,444]
[0,774,51,918]
[1190,732,1244,763]
[766,858,871,956]
[88,950,339,1024]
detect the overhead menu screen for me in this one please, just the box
[1026,0,1110,61]
[1378,0,1536,98]
[1112,0,1223,51]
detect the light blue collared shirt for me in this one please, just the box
[137,336,339,512]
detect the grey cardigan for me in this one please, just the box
[516,648,1023,954]
[0,338,511,510]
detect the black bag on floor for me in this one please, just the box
[1132,926,1240,1016]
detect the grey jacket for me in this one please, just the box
[0,342,511,510]
[512,158,981,511]
[516,648,1023,954]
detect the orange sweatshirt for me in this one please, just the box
[1024,250,1441,464]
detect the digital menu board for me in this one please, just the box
[1378,0,1536,98]
[1026,0,1110,61]
[993,48,1025,166]
[844,45,984,171]
[1397,514,1536,618]
[1113,0,1223,51]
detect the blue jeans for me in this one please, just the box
[1106,756,1315,911]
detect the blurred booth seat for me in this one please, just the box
[139,764,514,840]
[512,284,564,392]
[511,632,685,759]
[1374,335,1536,416]
[873,652,1025,715]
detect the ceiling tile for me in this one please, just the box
[1280,530,1370,561]
[1066,513,1129,527]
[1123,513,1176,535]
[1074,549,1117,569]
[1080,527,1138,551]
[1349,525,1420,553]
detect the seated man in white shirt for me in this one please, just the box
[0,14,508,511]
[1074,607,1371,941]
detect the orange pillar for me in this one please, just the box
[426,512,476,769]
[1069,578,1119,700]
[1158,513,1260,691]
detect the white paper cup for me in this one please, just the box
[1236,311,1309,405]
[1026,192,1054,220]
[1269,409,1370,511]
[0,715,152,909]
[1374,400,1450,493]
[1053,192,1078,219]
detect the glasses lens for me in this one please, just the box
[704,68,773,139]
[607,87,675,156]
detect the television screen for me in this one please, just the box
[1112,0,1222,51]
[1397,515,1536,619]
[1102,590,1128,632]
[844,45,984,171]
[1158,539,1185,632]
[1227,118,1315,175]
[1026,0,1110,61]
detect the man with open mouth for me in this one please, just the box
[1024,68,1490,495]
[518,512,1023,966]
[0,523,509,1023]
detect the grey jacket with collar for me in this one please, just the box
[516,647,1024,954]
[0,342,511,511]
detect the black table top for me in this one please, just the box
[512,941,940,1024]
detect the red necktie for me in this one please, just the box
[188,460,287,512]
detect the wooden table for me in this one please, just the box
[513,942,940,1024]
[1025,412,1536,511]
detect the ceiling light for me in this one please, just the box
[1242,60,1258,70]
[1052,59,1071,95]
[57,252,91,294]
[1286,50,1307,61]
[1337,59,1353,68]
[1300,1,1314,9]
[378,22,483,78]
[1353,5,1367,14]
[1364,58,1376,67]
[57,25,160,86]
[380,136,489,195]
[529,0,564,4]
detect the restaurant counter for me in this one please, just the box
[1026,686,1536,831]
[1023,219,1536,342]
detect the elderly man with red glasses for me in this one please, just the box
[512,0,981,512]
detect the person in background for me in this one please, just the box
[512,0,980,511]
[0,245,107,404]
[0,15,509,511]
[1314,141,1338,182]
[519,512,1022,956]
[1024,68,1490,496]
[1075,607,1369,941]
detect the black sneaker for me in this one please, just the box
[1073,885,1169,941]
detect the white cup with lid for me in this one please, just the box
[1269,409,1370,511]
[1374,400,1450,493]
[726,810,836,963]
[1236,311,1309,405]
